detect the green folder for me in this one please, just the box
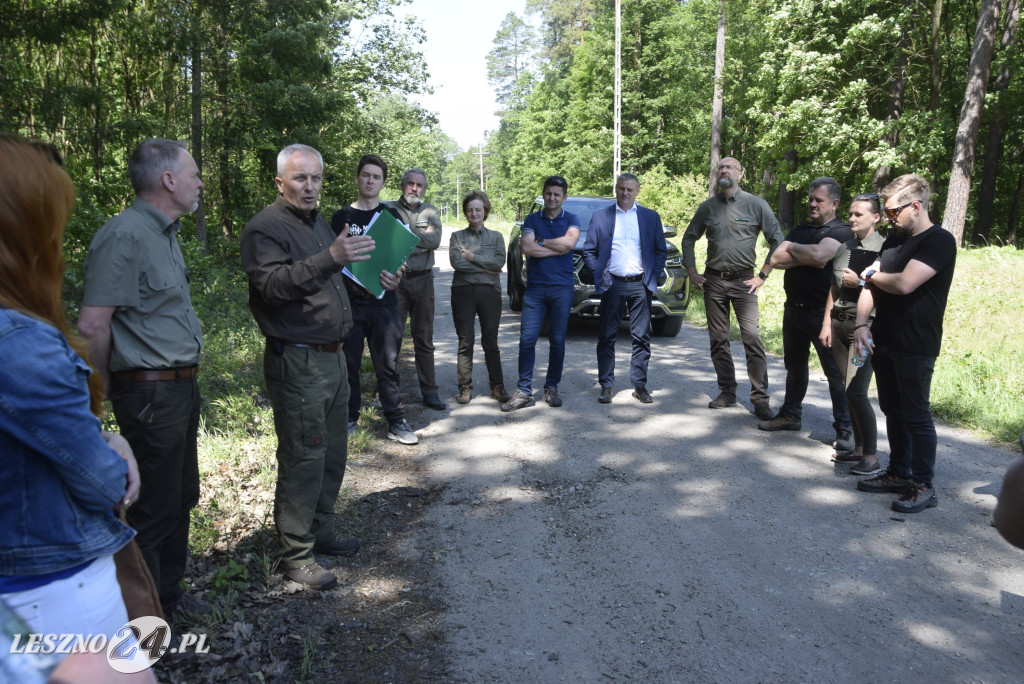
[343,210,421,299]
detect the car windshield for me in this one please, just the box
[532,197,613,245]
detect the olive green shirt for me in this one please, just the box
[830,231,885,314]
[449,226,506,291]
[82,198,203,372]
[385,198,442,272]
[681,188,784,272]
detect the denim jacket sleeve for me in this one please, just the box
[0,313,127,512]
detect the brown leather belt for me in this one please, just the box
[111,366,198,383]
[831,310,872,323]
[282,341,341,353]
[405,269,431,279]
[706,267,753,280]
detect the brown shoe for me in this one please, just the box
[753,402,773,421]
[283,561,338,590]
[833,451,862,463]
[491,384,511,403]
[456,386,472,404]
[758,413,801,431]
[708,393,737,409]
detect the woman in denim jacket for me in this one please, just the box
[0,135,140,645]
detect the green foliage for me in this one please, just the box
[211,558,249,595]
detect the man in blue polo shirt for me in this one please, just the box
[502,176,581,411]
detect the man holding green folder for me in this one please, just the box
[332,154,419,446]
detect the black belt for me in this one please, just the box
[706,267,753,280]
[405,269,431,279]
[111,366,198,383]
[612,274,643,282]
[281,341,342,353]
[787,301,822,310]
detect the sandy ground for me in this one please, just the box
[394,238,1023,683]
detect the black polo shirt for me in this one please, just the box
[782,216,853,308]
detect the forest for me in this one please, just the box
[3,0,1022,247]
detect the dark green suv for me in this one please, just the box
[506,196,691,337]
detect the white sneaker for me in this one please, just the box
[387,420,419,445]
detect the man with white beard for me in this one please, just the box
[682,157,784,420]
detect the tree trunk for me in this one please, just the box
[708,0,725,198]
[1009,166,1023,247]
[778,149,797,231]
[930,0,944,110]
[943,0,1001,246]
[972,0,1019,245]
[873,5,910,191]
[191,8,207,251]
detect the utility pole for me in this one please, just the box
[613,0,622,185]
[456,174,461,221]
[474,144,490,190]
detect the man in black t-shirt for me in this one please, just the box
[331,154,416,445]
[760,178,855,452]
[853,174,956,514]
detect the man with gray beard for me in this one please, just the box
[682,157,784,420]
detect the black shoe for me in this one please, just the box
[501,389,536,412]
[758,413,801,431]
[891,482,937,513]
[543,386,562,407]
[632,387,653,404]
[857,469,910,493]
[283,561,338,590]
[598,387,613,404]
[423,394,447,411]
[313,536,360,557]
[708,393,737,409]
[753,402,774,421]
[834,428,855,453]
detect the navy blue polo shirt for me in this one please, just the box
[521,208,581,287]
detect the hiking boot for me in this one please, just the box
[834,428,855,453]
[850,456,881,476]
[544,386,562,407]
[456,386,472,404]
[387,420,419,445]
[313,536,360,557]
[856,468,910,493]
[758,413,801,431]
[708,393,737,409]
[891,482,937,513]
[753,402,774,421]
[283,561,338,590]
[501,389,536,412]
[632,386,653,404]
[491,384,511,403]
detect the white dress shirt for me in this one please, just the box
[608,202,643,277]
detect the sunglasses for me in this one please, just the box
[883,200,915,221]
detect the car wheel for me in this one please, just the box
[507,247,524,311]
[652,315,683,337]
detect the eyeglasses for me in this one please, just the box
[883,200,915,221]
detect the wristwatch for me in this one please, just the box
[864,268,876,282]
[758,270,769,280]
[537,237,545,247]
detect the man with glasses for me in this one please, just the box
[853,174,956,513]
[386,168,445,411]
[683,157,784,420]
[759,177,855,453]
[502,176,580,411]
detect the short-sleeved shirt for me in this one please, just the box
[331,204,403,307]
[831,231,885,314]
[681,189,784,272]
[82,198,203,372]
[872,225,956,356]
[782,217,854,308]
[521,208,580,287]
[240,197,352,345]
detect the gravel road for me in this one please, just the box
[400,238,1023,683]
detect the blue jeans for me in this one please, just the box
[779,303,851,430]
[597,278,652,389]
[517,284,573,393]
[873,346,937,487]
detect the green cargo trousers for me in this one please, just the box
[263,343,349,569]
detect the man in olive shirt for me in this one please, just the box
[682,157,783,420]
[241,144,392,590]
[386,168,445,411]
[79,138,204,618]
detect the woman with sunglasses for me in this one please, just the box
[819,193,885,475]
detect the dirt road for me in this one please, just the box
[397,241,1022,683]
